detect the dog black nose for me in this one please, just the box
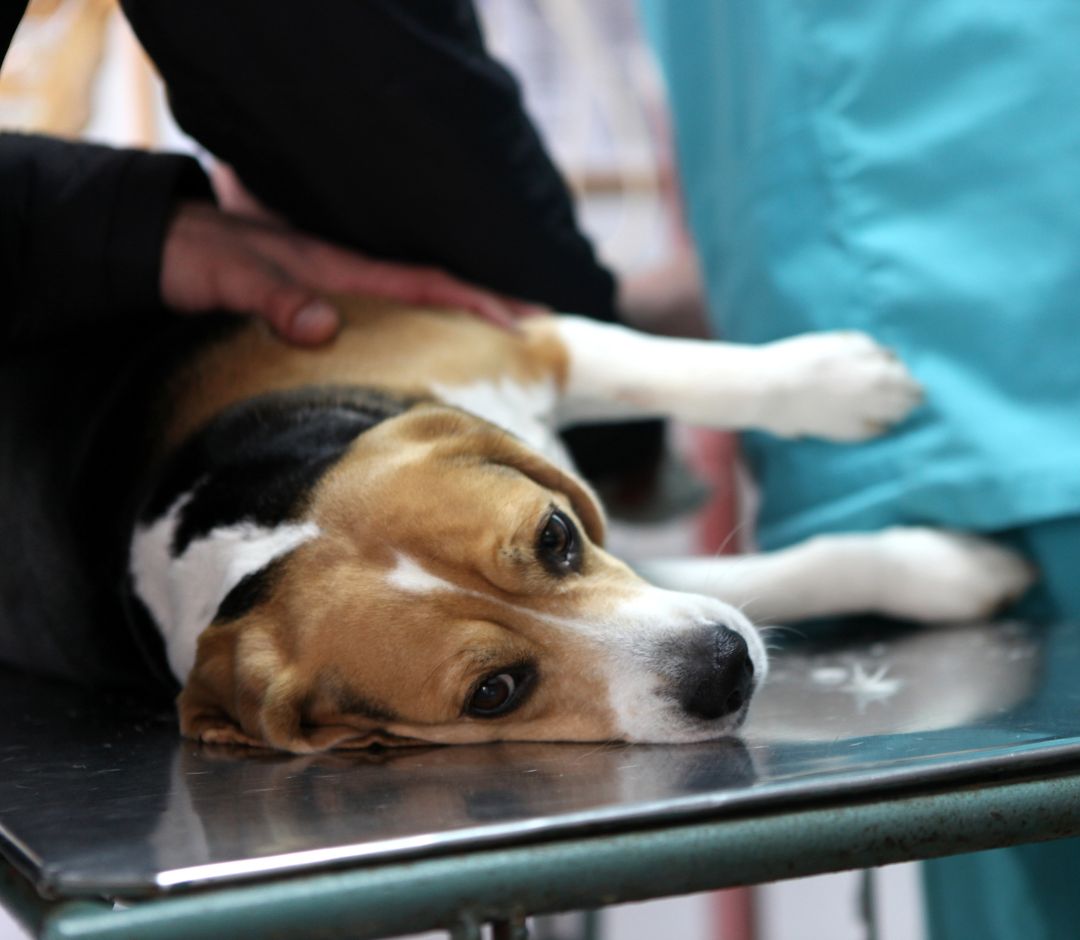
[679,625,755,721]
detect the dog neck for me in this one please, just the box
[128,386,424,682]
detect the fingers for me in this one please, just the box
[282,298,342,345]
[265,234,531,331]
[217,258,341,346]
[504,297,548,319]
[405,269,522,330]
[162,204,340,345]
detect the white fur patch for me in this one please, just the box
[386,554,461,595]
[431,376,572,469]
[130,492,320,682]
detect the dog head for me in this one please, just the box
[135,398,764,753]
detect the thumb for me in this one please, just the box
[223,260,341,346]
[275,296,341,346]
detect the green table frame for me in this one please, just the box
[6,766,1080,940]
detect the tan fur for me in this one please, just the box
[178,406,637,748]
[164,296,568,450]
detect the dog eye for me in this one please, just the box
[537,509,580,573]
[467,668,532,718]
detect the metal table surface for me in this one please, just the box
[4,618,1080,938]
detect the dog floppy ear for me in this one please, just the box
[178,618,408,753]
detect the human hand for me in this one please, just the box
[160,201,540,346]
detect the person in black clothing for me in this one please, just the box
[0,1,660,688]
[2,1,609,349]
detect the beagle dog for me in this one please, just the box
[129,298,1033,752]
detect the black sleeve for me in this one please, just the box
[0,133,212,349]
[120,0,619,321]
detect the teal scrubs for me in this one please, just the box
[639,2,1080,937]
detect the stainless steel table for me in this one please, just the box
[3,618,1080,939]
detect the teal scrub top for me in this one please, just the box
[640,1,1080,551]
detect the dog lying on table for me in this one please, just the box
[128,297,1033,752]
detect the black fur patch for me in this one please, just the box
[140,386,426,557]
[213,556,286,623]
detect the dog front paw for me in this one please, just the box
[756,332,923,441]
[870,528,1036,622]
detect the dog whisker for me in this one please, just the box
[708,518,754,559]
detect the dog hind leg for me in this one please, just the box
[637,528,1035,624]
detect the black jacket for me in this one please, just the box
[2,0,619,351]
[0,1,648,687]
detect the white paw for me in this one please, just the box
[756,331,923,441]
[870,528,1036,622]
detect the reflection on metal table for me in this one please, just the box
[3,618,1080,939]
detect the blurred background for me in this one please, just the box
[0,1,923,938]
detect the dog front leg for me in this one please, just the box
[638,529,1034,624]
[551,317,923,440]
